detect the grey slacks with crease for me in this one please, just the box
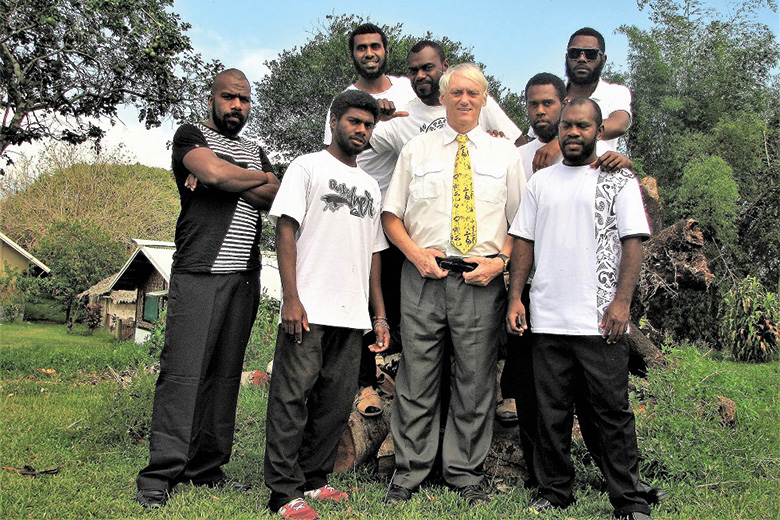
[391,259,505,489]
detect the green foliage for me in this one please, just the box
[676,156,739,244]
[249,13,524,162]
[0,322,147,374]
[143,308,167,359]
[35,219,126,323]
[718,276,779,362]
[0,0,222,168]
[619,0,780,287]
[0,263,31,321]
[244,292,280,371]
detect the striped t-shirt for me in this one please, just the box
[170,123,274,274]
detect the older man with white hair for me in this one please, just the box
[381,63,525,505]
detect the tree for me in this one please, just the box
[0,144,179,253]
[619,0,780,287]
[0,0,221,172]
[36,219,126,324]
[248,14,526,163]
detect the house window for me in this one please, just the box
[142,295,159,322]
[142,290,167,322]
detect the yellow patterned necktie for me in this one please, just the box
[451,134,477,254]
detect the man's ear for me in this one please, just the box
[596,123,605,141]
[442,60,450,72]
[330,113,338,130]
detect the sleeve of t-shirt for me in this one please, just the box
[323,106,333,146]
[505,147,526,224]
[482,95,524,143]
[172,124,209,178]
[508,176,538,241]
[372,215,389,253]
[607,84,633,124]
[370,118,396,155]
[616,173,651,240]
[257,146,275,173]
[268,159,309,227]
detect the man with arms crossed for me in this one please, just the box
[382,63,525,505]
[507,98,652,520]
[264,90,390,520]
[136,68,279,508]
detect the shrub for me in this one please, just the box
[143,308,167,359]
[718,276,779,362]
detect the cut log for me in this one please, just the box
[333,393,393,472]
[627,321,666,377]
[640,219,714,301]
[639,176,663,235]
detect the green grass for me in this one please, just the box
[1,322,778,519]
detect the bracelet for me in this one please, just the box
[372,316,390,329]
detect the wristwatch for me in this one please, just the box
[497,253,510,272]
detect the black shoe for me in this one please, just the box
[196,477,251,491]
[455,484,489,505]
[616,512,652,520]
[384,484,413,505]
[136,488,169,509]
[637,481,668,505]
[529,496,562,512]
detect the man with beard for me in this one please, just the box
[382,64,525,506]
[264,90,390,520]
[531,27,632,172]
[506,98,652,520]
[136,68,279,508]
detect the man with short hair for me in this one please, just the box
[136,68,279,509]
[382,63,525,505]
[507,98,652,520]
[264,90,390,520]
[531,27,633,172]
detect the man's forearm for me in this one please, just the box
[183,148,271,192]
[275,217,300,301]
[613,237,643,305]
[508,238,534,300]
[369,252,386,318]
[241,173,280,211]
[381,211,419,259]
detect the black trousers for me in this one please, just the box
[358,242,405,388]
[264,324,362,512]
[136,270,260,491]
[532,334,650,516]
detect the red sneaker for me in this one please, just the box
[303,484,349,502]
[278,498,320,520]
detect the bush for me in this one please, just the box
[676,156,739,245]
[718,276,779,363]
[143,308,167,359]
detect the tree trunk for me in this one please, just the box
[333,393,393,472]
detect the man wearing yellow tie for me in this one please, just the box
[381,63,526,505]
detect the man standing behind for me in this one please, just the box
[532,27,632,172]
[323,23,416,196]
[507,98,652,520]
[136,69,279,508]
[264,90,390,520]
[382,63,525,505]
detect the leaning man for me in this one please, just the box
[382,63,525,505]
[136,68,279,508]
[506,98,652,520]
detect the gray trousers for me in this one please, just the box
[391,260,505,489]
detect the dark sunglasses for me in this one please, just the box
[567,47,603,61]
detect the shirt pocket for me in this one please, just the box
[473,163,507,204]
[411,160,446,199]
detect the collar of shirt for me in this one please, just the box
[441,124,490,149]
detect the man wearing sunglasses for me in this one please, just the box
[531,27,632,173]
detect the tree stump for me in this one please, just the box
[333,393,393,472]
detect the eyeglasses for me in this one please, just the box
[567,47,603,61]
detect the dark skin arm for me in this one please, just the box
[182,147,272,192]
[368,252,390,353]
[240,175,280,211]
[599,236,643,344]
[506,238,534,335]
[601,110,631,141]
[276,215,309,343]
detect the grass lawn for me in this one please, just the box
[0,321,778,519]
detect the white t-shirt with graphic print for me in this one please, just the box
[269,150,388,330]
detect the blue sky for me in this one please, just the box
[8,0,778,169]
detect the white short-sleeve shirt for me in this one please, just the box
[269,150,388,329]
[509,162,650,335]
[384,125,526,257]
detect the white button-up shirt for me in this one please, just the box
[383,124,526,257]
